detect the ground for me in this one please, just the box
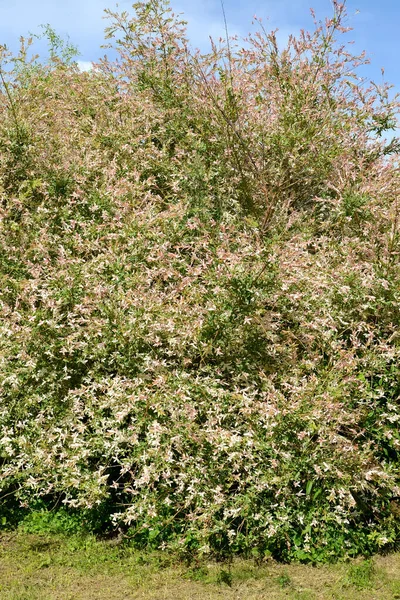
[1,533,400,599]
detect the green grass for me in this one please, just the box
[1,533,400,599]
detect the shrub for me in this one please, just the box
[0,0,399,561]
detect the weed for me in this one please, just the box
[277,570,293,588]
[346,559,375,590]
[217,568,233,587]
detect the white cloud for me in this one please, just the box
[77,60,93,72]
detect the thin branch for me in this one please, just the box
[220,0,233,88]
[0,69,22,142]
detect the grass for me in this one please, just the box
[1,533,400,599]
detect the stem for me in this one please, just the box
[220,0,233,89]
[0,68,22,142]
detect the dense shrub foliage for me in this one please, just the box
[0,0,399,561]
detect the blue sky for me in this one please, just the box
[0,0,399,92]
